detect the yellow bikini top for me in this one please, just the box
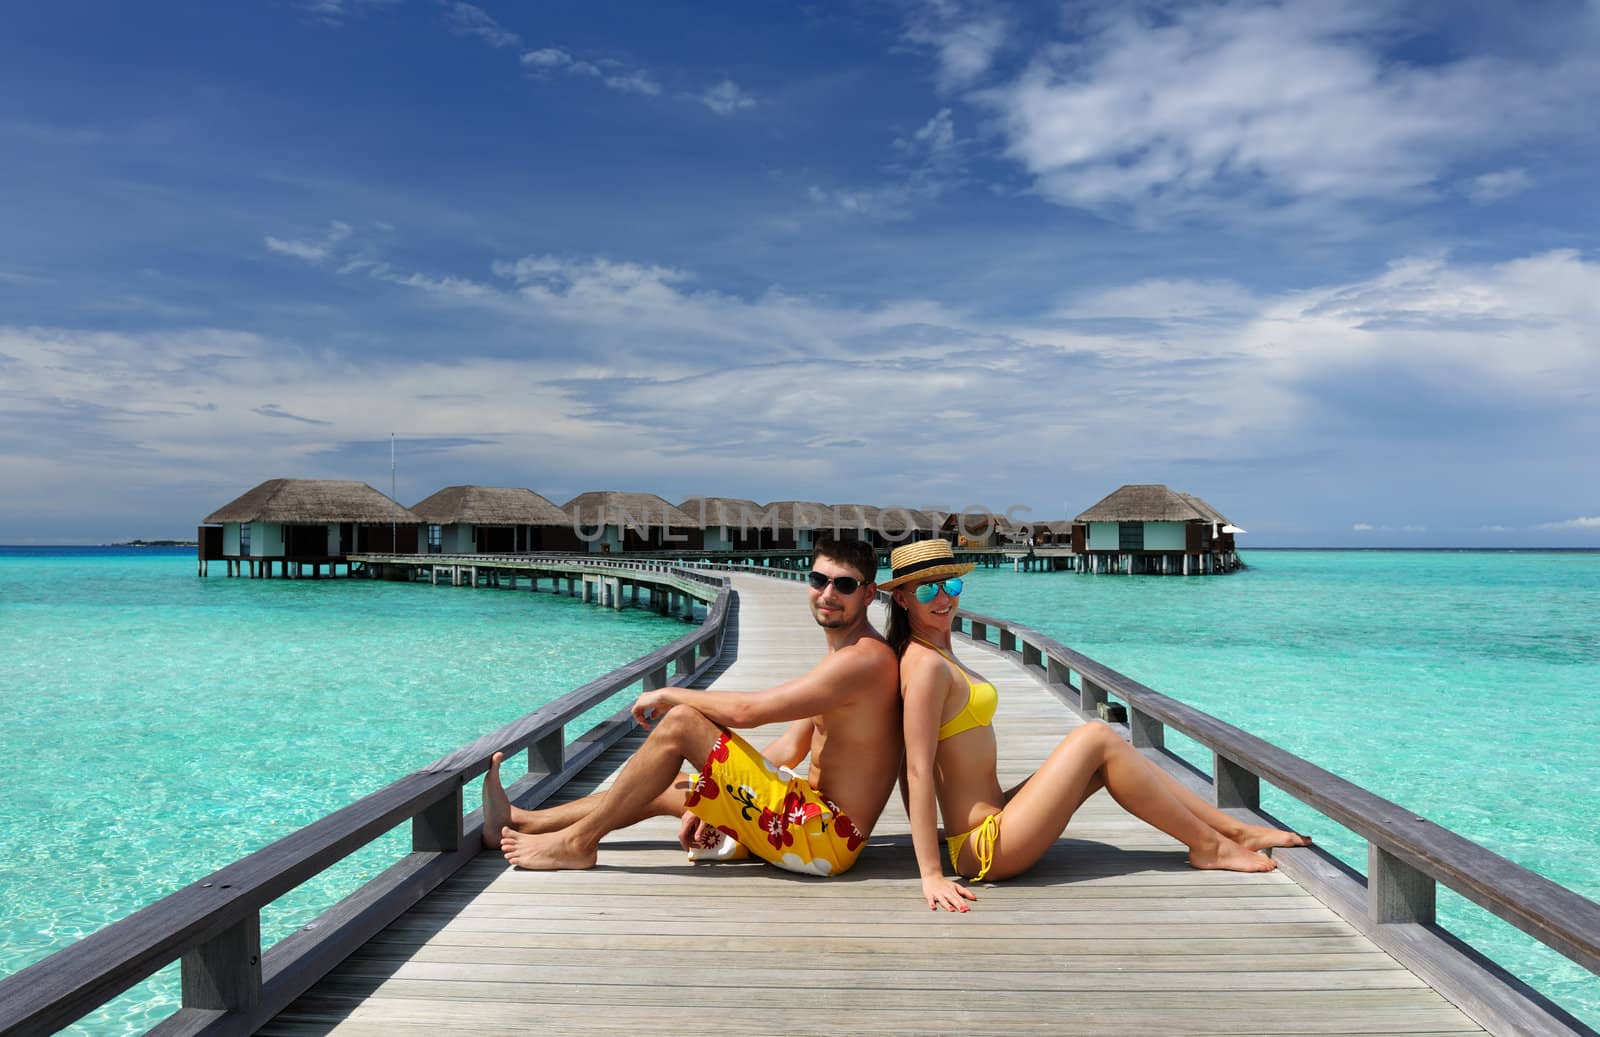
[913,636,998,741]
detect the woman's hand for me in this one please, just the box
[922,874,977,912]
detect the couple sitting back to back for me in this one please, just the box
[483,538,1307,903]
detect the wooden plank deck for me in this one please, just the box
[263,573,1486,1036]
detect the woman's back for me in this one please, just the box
[901,640,1006,836]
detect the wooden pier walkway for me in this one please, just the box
[260,573,1485,1036]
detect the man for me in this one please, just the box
[481,537,901,875]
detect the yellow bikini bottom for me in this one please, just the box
[946,812,1001,881]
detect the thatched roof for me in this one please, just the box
[1179,493,1234,527]
[829,504,881,533]
[1076,484,1218,523]
[203,479,420,524]
[410,486,568,526]
[679,497,768,529]
[761,501,834,531]
[562,491,696,528]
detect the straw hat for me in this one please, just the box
[879,539,975,591]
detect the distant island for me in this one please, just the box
[111,539,198,547]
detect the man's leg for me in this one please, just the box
[482,752,691,849]
[500,705,724,870]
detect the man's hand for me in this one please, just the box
[678,811,719,851]
[632,690,674,728]
[921,874,977,913]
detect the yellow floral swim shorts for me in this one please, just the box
[683,729,866,877]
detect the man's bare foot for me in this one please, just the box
[500,826,598,871]
[482,752,513,850]
[1189,837,1278,873]
[1235,824,1312,852]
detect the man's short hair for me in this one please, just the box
[811,537,878,584]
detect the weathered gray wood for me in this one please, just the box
[180,915,261,1013]
[0,562,734,1035]
[409,786,461,853]
[1129,705,1164,749]
[953,605,1600,980]
[526,727,562,777]
[261,575,1507,1037]
[1371,844,1437,925]
[1213,752,1260,810]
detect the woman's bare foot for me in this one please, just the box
[1189,836,1278,873]
[500,826,598,871]
[1234,824,1312,852]
[481,752,513,850]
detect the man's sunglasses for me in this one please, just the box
[913,578,964,604]
[807,571,863,594]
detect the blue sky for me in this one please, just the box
[3,0,1599,545]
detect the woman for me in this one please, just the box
[885,540,1309,912]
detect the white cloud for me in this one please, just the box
[698,80,756,116]
[1537,516,1600,530]
[603,71,662,97]
[1466,168,1533,204]
[906,8,1008,90]
[973,2,1582,225]
[817,109,966,220]
[264,221,352,264]
[444,2,521,49]
[520,45,665,97]
[1352,522,1375,531]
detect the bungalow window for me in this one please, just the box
[427,525,442,553]
[239,523,251,556]
[1118,522,1143,551]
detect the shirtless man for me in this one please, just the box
[481,537,901,875]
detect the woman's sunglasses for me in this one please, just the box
[807,571,863,594]
[913,578,963,604]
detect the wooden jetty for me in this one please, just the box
[2,563,1596,1035]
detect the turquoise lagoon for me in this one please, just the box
[973,549,1600,1028]
[0,547,693,1034]
[1,547,1597,1031]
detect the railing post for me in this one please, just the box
[1080,676,1108,719]
[1129,706,1164,749]
[999,628,1017,653]
[970,621,988,643]
[1369,845,1437,924]
[1022,641,1042,669]
[1046,657,1072,691]
[412,785,463,852]
[528,728,564,777]
[181,913,261,1014]
[646,665,670,691]
[1213,753,1259,810]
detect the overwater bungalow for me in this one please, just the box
[1072,483,1243,574]
[198,478,422,577]
[935,509,1009,548]
[562,491,701,553]
[409,486,573,554]
[679,497,767,551]
[759,500,833,550]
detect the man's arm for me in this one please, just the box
[632,640,894,730]
[760,718,816,770]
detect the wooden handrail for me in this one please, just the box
[941,604,1600,979]
[0,565,732,1036]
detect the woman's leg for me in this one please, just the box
[976,722,1276,879]
[1001,732,1309,851]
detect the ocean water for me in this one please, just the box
[3,548,1597,1032]
[967,549,1600,1029]
[0,547,691,1034]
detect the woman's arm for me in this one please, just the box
[900,650,978,912]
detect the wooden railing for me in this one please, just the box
[707,561,1600,1037]
[0,564,731,1036]
[959,604,1600,1036]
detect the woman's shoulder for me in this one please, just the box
[899,641,956,692]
